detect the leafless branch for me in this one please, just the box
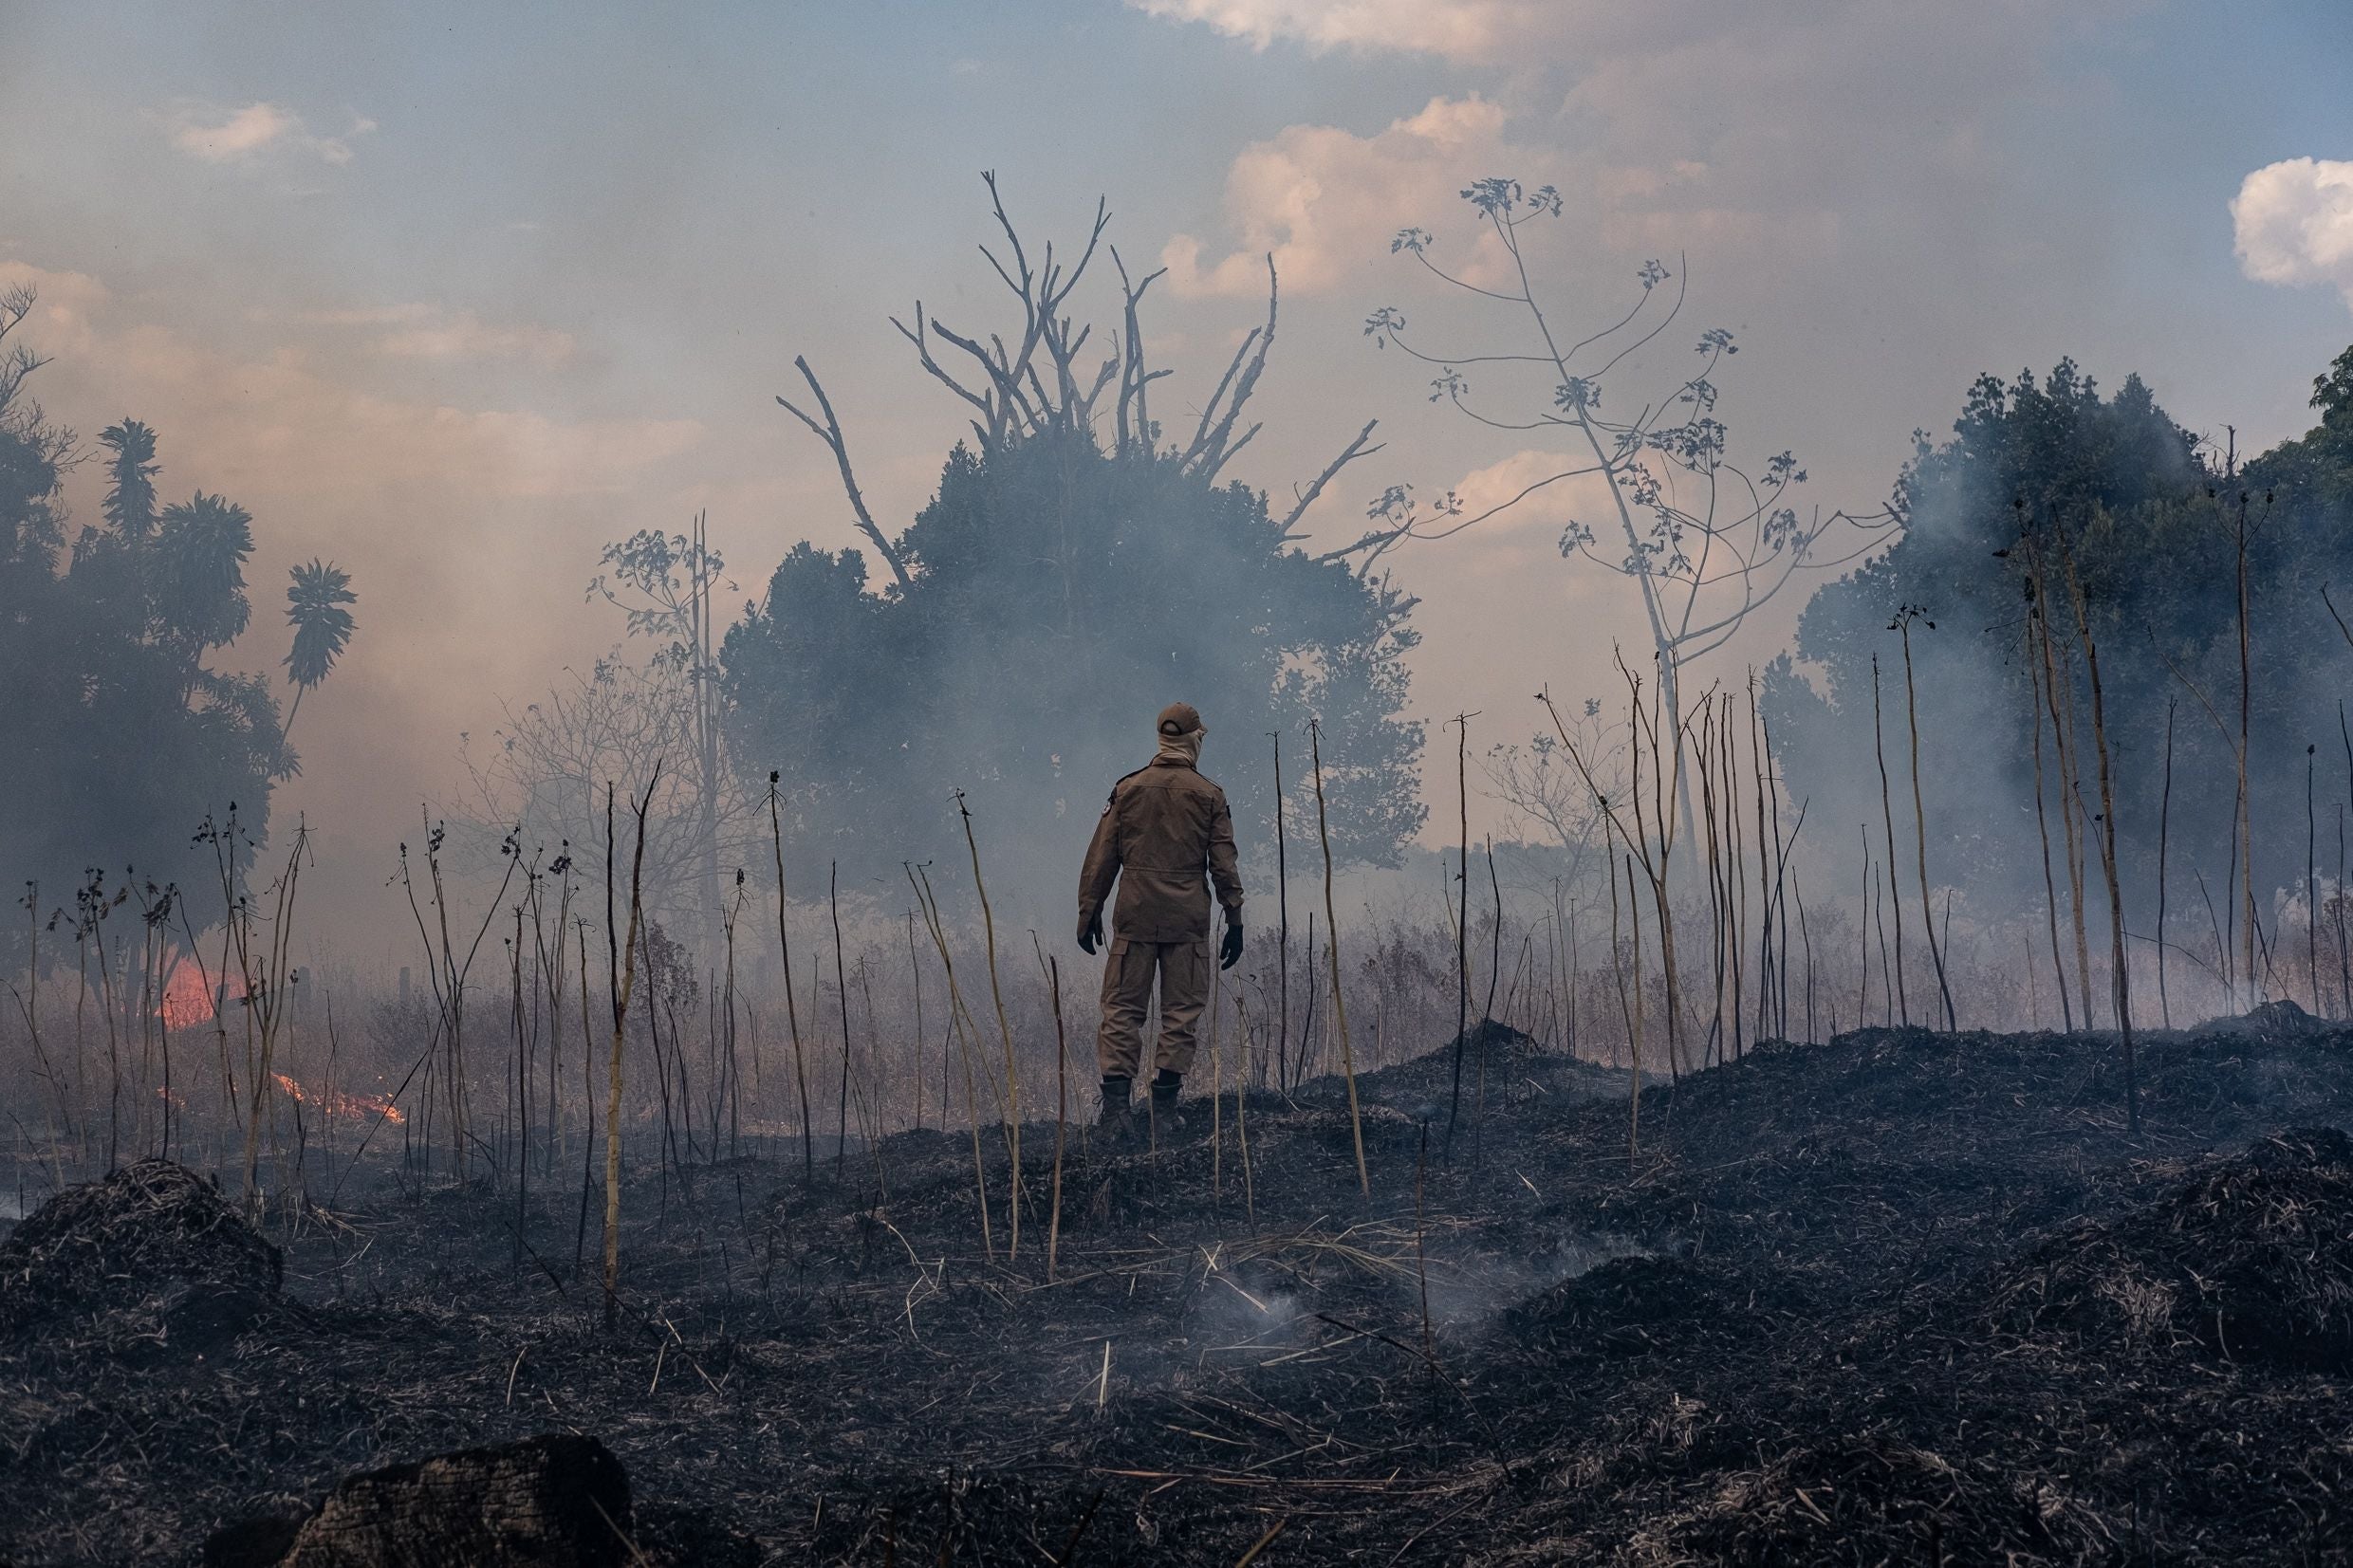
[1281,419,1382,533]
[1183,255,1278,475]
[775,356,916,593]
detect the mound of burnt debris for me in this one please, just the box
[1630,1436,2120,1568]
[1502,1251,1818,1359]
[11,1022,2353,1565]
[200,1432,756,1568]
[1345,1019,1632,1116]
[0,1158,282,1343]
[807,1474,1134,1567]
[1969,1126,2353,1371]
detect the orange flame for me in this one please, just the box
[271,1071,406,1125]
[159,957,244,1029]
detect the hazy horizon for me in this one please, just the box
[4,0,2350,953]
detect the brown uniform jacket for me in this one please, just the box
[1078,759,1245,942]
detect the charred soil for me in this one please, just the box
[6,1020,2353,1564]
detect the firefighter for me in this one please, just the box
[1077,702,1245,1134]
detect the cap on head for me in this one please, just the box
[1157,702,1204,737]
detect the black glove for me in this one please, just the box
[1078,911,1103,955]
[1219,922,1244,970]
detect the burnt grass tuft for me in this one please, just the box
[7,1022,2353,1563]
[1,1158,283,1338]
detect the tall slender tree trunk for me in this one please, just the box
[1447,712,1472,1155]
[1269,733,1288,1096]
[2060,558,2139,1134]
[2027,628,2074,1031]
[603,773,657,1334]
[1309,722,1368,1195]
[766,777,813,1187]
[1898,618,1956,1029]
[2031,578,2095,1025]
[2235,491,2257,1005]
[1870,656,1910,1026]
[2157,700,2175,1028]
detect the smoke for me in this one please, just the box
[1425,1230,1651,1336]
[0,3,2343,978]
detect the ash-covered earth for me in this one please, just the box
[7,1016,2353,1564]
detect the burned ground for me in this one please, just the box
[6,1020,2353,1564]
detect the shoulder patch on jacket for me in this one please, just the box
[1104,766,1147,812]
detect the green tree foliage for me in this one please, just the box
[2258,344,2353,517]
[0,293,356,919]
[734,176,1419,901]
[283,558,358,735]
[1774,351,2353,919]
[725,425,1424,891]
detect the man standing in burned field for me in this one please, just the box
[1077,701,1247,1138]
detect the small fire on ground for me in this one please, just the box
[271,1072,405,1125]
[160,958,244,1029]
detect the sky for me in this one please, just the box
[2,0,2351,949]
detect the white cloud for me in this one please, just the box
[1162,96,1521,298]
[164,101,371,167]
[372,311,576,368]
[0,262,112,356]
[1449,450,1611,537]
[1417,449,1626,583]
[1134,0,2071,75]
[269,301,576,366]
[2233,157,2353,309]
[287,303,439,327]
[5,258,695,506]
[171,101,297,160]
[1128,0,1543,62]
[1159,93,1835,302]
[1155,2,2079,306]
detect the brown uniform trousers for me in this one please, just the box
[1097,936,1213,1079]
[1078,757,1245,1079]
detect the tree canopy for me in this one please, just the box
[0,290,355,926]
[727,181,1421,904]
[725,425,1424,897]
[1772,349,2353,928]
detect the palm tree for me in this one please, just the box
[153,491,254,661]
[98,419,159,540]
[282,558,356,742]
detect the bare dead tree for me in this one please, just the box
[775,360,915,593]
[1891,606,1956,1030]
[1482,697,1623,891]
[590,516,733,951]
[457,648,761,943]
[1363,178,1896,822]
[778,173,1384,581]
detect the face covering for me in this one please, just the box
[1155,726,1206,766]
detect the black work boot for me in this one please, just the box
[1148,1070,1181,1138]
[1098,1076,1141,1153]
